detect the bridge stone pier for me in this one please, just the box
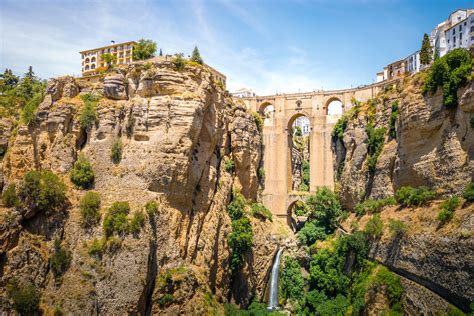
[238,83,385,223]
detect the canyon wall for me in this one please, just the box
[0,61,284,314]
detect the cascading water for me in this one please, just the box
[267,248,284,310]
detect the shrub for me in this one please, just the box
[463,182,474,202]
[250,203,272,221]
[373,266,403,313]
[88,237,106,256]
[110,138,123,163]
[79,191,101,227]
[228,217,253,273]
[423,48,473,108]
[79,94,99,130]
[388,101,399,139]
[21,93,42,125]
[438,196,460,225]
[364,214,384,240]
[281,256,305,301]
[354,197,396,217]
[18,170,67,213]
[70,154,95,189]
[49,239,71,278]
[306,187,343,234]
[227,192,246,221]
[258,167,265,179]
[2,183,19,207]
[297,221,327,246]
[103,201,130,237]
[395,186,436,207]
[251,112,263,132]
[190,46,203,65]
[293,200,309,216]
[6,279,40,314]
[309,247,350,297]
[332,115,348,141]
[388,219,407,237]
[158,293,174,307]
[224,158,235,173]
[129,211,145,234]
[145,200,158,217]
[366,124,386,174]
[173,54,186,70]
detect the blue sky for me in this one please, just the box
[0,0,472,95]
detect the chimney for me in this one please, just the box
[111,40,115,45]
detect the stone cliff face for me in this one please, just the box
[0,61,280,314]
[336,75,474,209]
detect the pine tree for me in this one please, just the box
[24,66,35,80]
[191,46,203,65]
[159,48,163,56]
[420,33,433,65]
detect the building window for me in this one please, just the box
[91,64,96,70]
[460,33,462,41]
[459,25,462,31]
[453,28,455,34]
[91,57,96,62]
[85,65,90,71]
[471,26,474,32]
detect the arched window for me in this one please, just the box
[91,57,96,62]
[91,64,96,70]
[85,65,90,70]
[85,58,90,63]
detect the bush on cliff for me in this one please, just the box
[366,124,386,174]
[132,39,157,60]
[2,183,19,207]
[354,197,396,217]
[80,191,101,227]
[437,196,460,225]
[70,153,95,189]
[395,186,436,207]
[110,138,123,164]
[224,157,235,173]
[250,202,272,221]
[463,182,474,203]
[251,112,263,132]
[103,201,130,237]
[79,93,99,130]
[423,48,473,108]
[228,216,253,273]
[173,54,186,71]
[364,214,384,240]
[129,211,145,234]
[49,239,71,278]
[18,170,66,213]
[388,100,399,139]
[6,279,41,314]
[227,191,246,221]
[145,200,158,217]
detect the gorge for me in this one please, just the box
[0,47,473,315]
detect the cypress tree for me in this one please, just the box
[420,33,433,65]
[191,46,203,65]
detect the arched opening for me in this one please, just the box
[91,57,96,62]
[287,200,309,231]
[259,102,275,126]
[326,98,343,116]
[85,65,90,71]
[287,113,310,193]
[85,58,90,63]
[91,64,96,70]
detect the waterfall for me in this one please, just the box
[267,248,284,310]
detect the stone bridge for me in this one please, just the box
[238,82,387,223]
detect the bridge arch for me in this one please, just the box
[286,195,309,231]
[287,112,311,193]
[325,96,344,115]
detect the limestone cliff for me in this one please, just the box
[335,74,474,209]
[0,60,282,314]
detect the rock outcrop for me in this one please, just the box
[0,61,280,314]
[336,75,474,209]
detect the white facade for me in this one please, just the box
[293,116,310,136]
[445,13,474,51]
[405,50,420,74]
[232,88,256,98]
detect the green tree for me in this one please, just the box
[420,33,433,65]
[18,170,67,213]
[24,66,36,80]
[228,217,253,273]
[80,191,101,227]
[159,48,163,56]
[110,138,123,164]
[6,279,40,314]
[2,183,20,207]
[0,68,19,91]
[190,46,203,64]
[281,256,305,301]
[103,201,130,237]
[172,53,186,71]
[49,239,71,278]
[306,187,343,233]
[364,214,384,240]
[132,39,157,60]
[100,53,117,68]
[70,153,95,189]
